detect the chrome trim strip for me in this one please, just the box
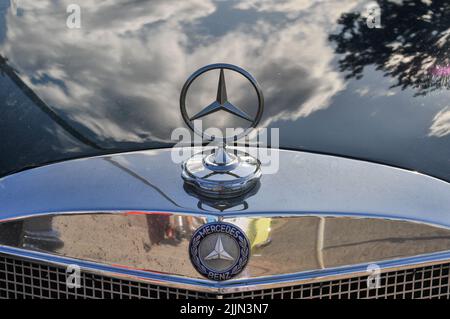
[2,209,450,230]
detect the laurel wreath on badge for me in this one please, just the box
[230,235,249,275]
[191,235,208,275]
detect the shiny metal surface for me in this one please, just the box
[0,147,450,291]
[0,148,449,225]
[2,212,450,291]
[182,150,261,198]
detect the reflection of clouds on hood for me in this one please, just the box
[85,0,215,33]
[1,0,356,144]
[233,0,359,126]
[429,107,450,137]
[252,21,345,126]
[2,0,214,144]
[234,0,315,17]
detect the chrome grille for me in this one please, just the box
[0,254,449,299]
[0,255,215,299]
[223,263,450,299]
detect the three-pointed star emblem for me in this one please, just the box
[189,69,253,122]
[204,235,234,261]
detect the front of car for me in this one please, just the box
[0,0,450,299]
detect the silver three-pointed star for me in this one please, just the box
[204,235,234,261]
[190,69,253,122]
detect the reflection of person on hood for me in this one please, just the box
[146,215,169,245]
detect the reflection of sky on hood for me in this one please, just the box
[0,0,449,181]
[0,0,352,145]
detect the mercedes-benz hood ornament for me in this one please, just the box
[180,63,264,198]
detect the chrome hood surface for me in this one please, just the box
[1,148,450,223]
[0,0,450,182]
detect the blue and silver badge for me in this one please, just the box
[189,222,250,281]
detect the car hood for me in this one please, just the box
[0,0,449,182]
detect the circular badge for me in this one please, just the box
[189,222,250,281]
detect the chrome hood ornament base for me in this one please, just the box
[181,147,262,198]
[180,64,264,198]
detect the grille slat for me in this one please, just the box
[0,254,449,299]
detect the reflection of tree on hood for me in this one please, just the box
[329,0,450,96]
